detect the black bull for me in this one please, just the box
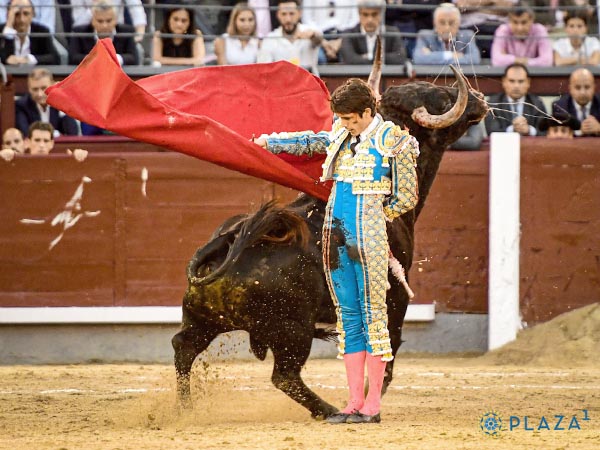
[172,72,489,419]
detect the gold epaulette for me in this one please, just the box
[375,122,419,157]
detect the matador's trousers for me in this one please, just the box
[322,181,394,361]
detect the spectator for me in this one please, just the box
[449,123,485,150]
[0,127,25,161]
[485,63,548,136]
[538,110,580,138]
[26,121,54,155]
[70,0,147,42]
[553,9,600,66]
[302,0,360,63]
[340,0,406,65]
[454,0,517,59]
[0,0,54,32]
[386,0,442,59]
[0,0,59,65]
[69,0,139,65]
[413,2,481,65]
[257,0,323,71]
[558,1,598,34]
[552,67,600,136]
[16,68,80,138]
[491,3,553,67]
[214,3,260,65]
[2,127,25,152]
[152,7,205,66]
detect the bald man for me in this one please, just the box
[552,68,600,136]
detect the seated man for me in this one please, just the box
[2,127,25,152]
[16,68,80,138]
[257,0,323,71]
[0,0,59,65]
[339,0,406,65]
[484,63,547,136]
[552,68,600,136]
[491,3,553,67]
[413,2,481,65]
[70,0,147,43]
[0,0,55,32]
[69,0,139,65]
[26,120,54,155]
[0,127,25,161]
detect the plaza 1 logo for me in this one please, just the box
[479,410,591,436]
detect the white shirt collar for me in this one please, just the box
[36,102,50,122]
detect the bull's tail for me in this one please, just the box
[189,200,309,286]
[314,326,337,342]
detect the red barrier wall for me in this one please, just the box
[1,138,598,324]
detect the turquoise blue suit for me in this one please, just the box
[265,114,419,361]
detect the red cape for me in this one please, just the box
[46,39,332,200]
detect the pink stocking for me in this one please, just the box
[360,353,387,415]
[340,351,366,414]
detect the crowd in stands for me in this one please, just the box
[1,0,600,153]
[1,0,599,68]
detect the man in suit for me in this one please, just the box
[552,68,600,137]
[0,0,58,65]
[413,2,480,65]
[69,0,139,65]
[484,63,547,136]
[340,0,406,65]
[16,68,80,137]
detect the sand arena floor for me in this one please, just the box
[0,354,598,450]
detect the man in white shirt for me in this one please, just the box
[257,0,323,71]
[0,0,58,64]
[0,0,54,32]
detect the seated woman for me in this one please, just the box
[553,9,600,66]
[214,3,260,65]
[152,7,205,66]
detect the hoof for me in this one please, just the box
[346,412,381,424]
[311,404,340,421]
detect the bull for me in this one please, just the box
[172,63,489,419]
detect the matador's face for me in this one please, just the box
[337,109,374,136]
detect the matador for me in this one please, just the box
[255,78,419,424]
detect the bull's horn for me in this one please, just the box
[411,65,469,129]
[367,36,382,101]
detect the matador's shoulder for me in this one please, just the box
[375,121,420,157]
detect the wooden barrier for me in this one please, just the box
[0,138,598,324]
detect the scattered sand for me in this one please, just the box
[1,356,598,449]
[480,303,600,367]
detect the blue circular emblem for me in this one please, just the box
[480,411,503,437]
